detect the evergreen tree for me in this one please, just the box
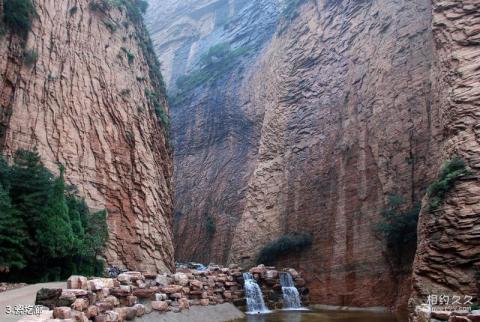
[37,165,74,258]
[0,149,109,281]
[0,184,27,270]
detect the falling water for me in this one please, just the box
[279,272,303,309]
[243,272,270,314]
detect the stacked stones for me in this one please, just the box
[33,264,308,321]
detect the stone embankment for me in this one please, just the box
[28,264,308,321]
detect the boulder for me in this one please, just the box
[105,310,120,322]
[71,310,89,322]
[294,278,306,287]
[155,293,168,301]
[173,273,189,286]
[125,271,143,281]
[170,292,182,299]
[114,307,136,321]
[67,276,88,290]
[265,270,278,279]
[86,305,99,319]
[432,311,452,320]
[161,285,183,294]
[71,298,89,311]
[190,280,203,289]
[96,302,114,313]
[133,304,145,317]
[179,298,190,310]
[101,278,115,289]
[200,299,209,306]
[151,301,169,311]
[58,292,77,307]
[53,307,72,319]
[155,274,172,286]
[35,288,62,309]
[104,296,120,307]
[111,288,131,297]
[88,279,105,291]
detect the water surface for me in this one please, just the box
[234,309,400,322]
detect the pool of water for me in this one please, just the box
[233,309,403,322]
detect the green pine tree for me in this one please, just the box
[0,184,27,270]
[37,165,74,258]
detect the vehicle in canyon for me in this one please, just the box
[0,0,479,321]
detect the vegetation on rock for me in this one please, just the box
[426,156,470,212]
[205,215,216,237]
[172,43,249,104]
[22,48,38,66]
[0,149,108,282]
[256,232,313,265]
[2,0,36,37]
[376,195,419,251]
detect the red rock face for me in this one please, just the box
[0,0,174,272]
[409,0,480,311]
[227,0,440,309]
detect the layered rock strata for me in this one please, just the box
[0,0,174,272]
[409,0,480,314]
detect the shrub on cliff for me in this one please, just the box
[376,195,420,249]
[3,0,36,36]
[173,43,250,101]
[0,149,108,282]
[205,215,216,237]
[256,232,313,265]
[426,156,470,212]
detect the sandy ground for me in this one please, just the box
[138,303,245,322]
[0,282,65,322]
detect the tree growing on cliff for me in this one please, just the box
[375,194,419,267]
[0,184,27,270]
[3,0,36,37]
[37,166,75,258]
[426,156,471,212]
[0,149,108,282]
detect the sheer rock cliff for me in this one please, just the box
[147,0,479,311]
[0,0,174,272]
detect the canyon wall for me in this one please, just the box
[0,0,174,272]
[410,0,480,310]
[146,0,282,264]
[228,0,439,309]
[148,0,479,311]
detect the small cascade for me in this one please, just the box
[279,272,303,309]
[243,272,270,314]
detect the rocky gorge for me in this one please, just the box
[146,0,480,316]
[0,0,478,320]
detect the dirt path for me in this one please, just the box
[0,282,65,322]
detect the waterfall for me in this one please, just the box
[279,272,303,309]
[243,272,270,314]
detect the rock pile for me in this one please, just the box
[32,264,308,321]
